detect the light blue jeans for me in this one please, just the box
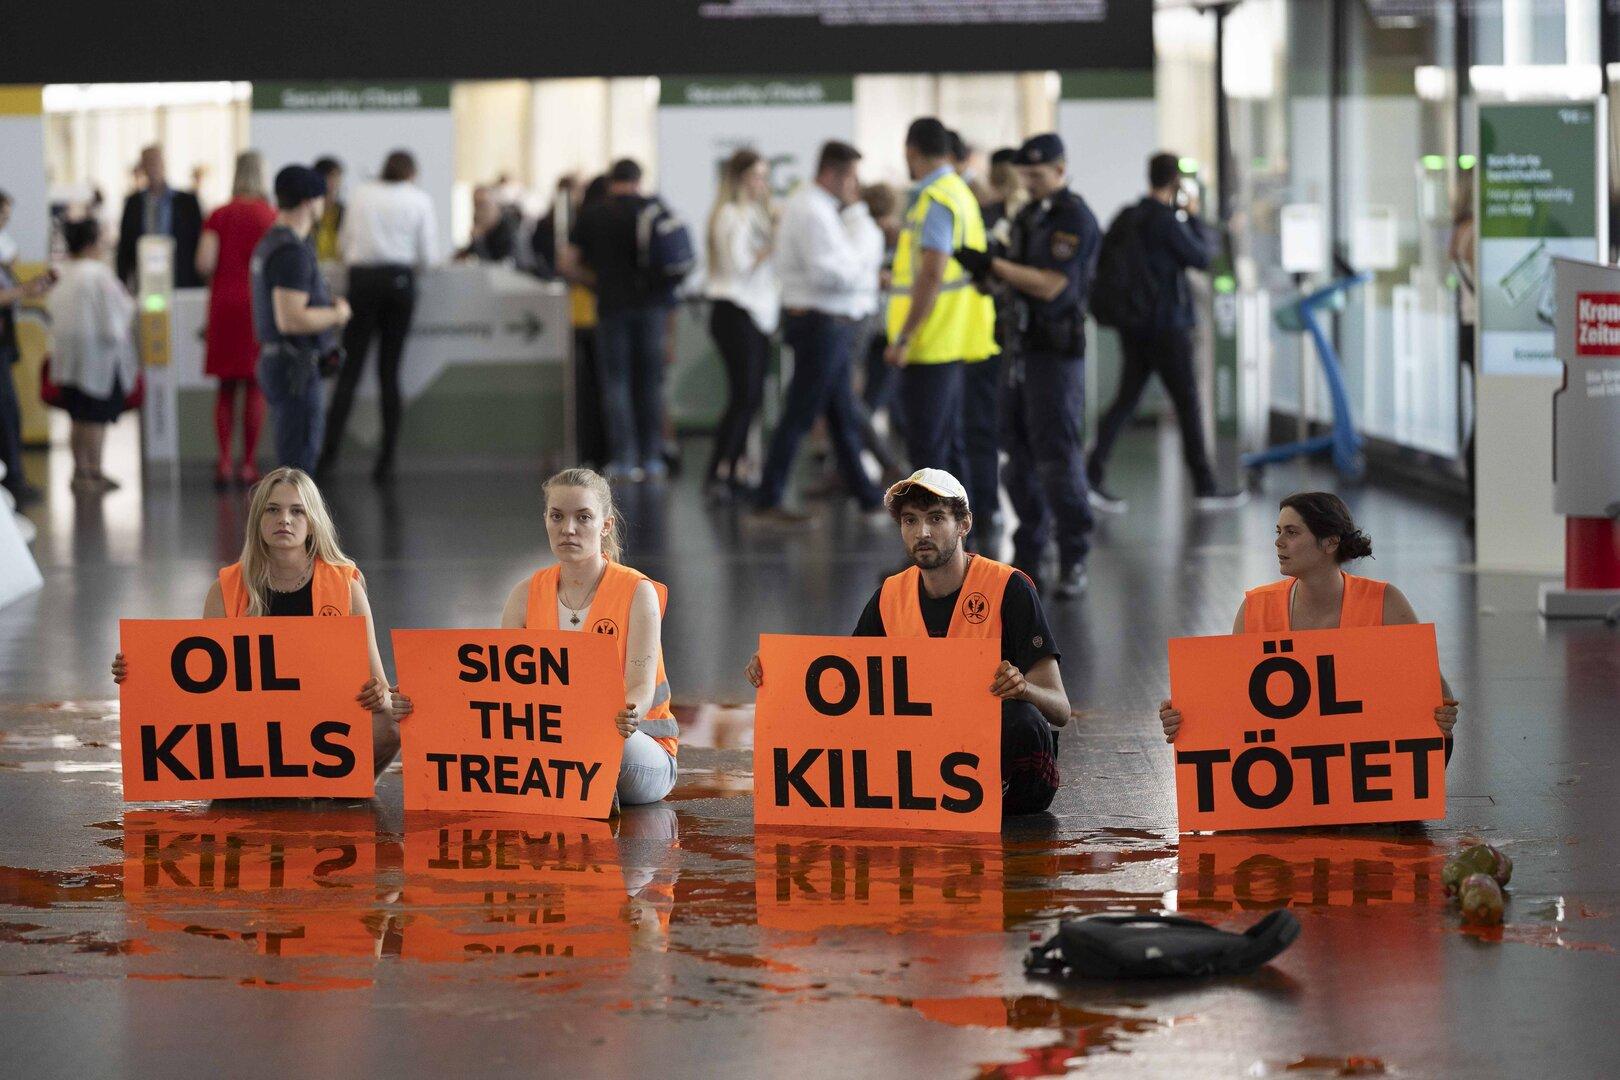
[618,730,677,805]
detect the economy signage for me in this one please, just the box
[1477,101,1605,377]
[1168,625,1446,832]
[392,630,624,819]
[753,635,1002,833]
[118,618,375,800]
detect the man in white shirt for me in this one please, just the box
[750,141,884,523]
[320,150,439,483]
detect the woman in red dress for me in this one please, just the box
[198,151,277,487]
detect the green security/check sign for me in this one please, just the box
[252,83,451,111]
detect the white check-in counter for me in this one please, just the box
[145,265,570,468]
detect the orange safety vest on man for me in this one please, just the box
[524,560,678,756]
[1242,571,1386,633]
[218,558,358,617]
[878,554,1021,639]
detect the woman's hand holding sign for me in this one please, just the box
[357,676,392,714]
[390,685,414,720]
[111,652,128,684]
[1436,698,1458,735]
[745,652,764,688]
[1159,699,1181,743]
[614,703,640,739]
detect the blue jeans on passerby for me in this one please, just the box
[1001,351,1093,573]
[900,360,965,478]
[757,311,882,510]
[961,354,1003,545]
[617,730,678,805]
[596,305,670,473]
[257,347,325,474]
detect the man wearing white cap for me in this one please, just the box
[747,467,1068,815]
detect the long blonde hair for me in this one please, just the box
[239,467,355,615]
[542,467,624,562]
[706,148,766,273]
[232,151,268,201]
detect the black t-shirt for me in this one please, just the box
[569,195,667,315]
[852,567,1059,675]
[266,579,314,617]
[250,225,334,352]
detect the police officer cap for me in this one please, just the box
[1014,134,1066,166]
[274,165,326,205]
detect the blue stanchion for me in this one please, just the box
[1242,272,1372,481]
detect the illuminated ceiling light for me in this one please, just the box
[1468,64,1602,101]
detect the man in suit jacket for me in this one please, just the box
[116,145,203,289]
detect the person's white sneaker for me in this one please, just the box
[1053,563,1089,599]
[1194,489,1250,511]
[1087,487,1128,515]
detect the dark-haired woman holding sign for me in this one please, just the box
[111,466,401,774]
[397,468,678,806]
[1158,491,1458,745]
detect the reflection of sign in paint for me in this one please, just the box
[118,619,375,801]
[1177,833,1446,911]
[753,635,1001,832]
[1168,625,1446,832]
[399,815,629,961]
[393,631,624,819]
[754,834,1003,932]
[122,809,381,966]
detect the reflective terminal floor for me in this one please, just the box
[2,428,1617,1078]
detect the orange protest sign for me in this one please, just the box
[753,634,1002,833]
[118,618,375,800]
[393,630,625,819]
[398,813,629,961]
[1168,624,1447,832]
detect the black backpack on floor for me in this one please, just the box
[1024,911,1299,980]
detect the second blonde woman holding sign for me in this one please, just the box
[400,468,679,806]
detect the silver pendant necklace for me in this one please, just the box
[559,564,605,627]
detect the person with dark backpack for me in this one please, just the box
[564,159,689,482]
[1087,152,1246,513]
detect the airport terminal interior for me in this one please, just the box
[4,2,1620,1077]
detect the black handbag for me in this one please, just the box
[1024,910,1299,980]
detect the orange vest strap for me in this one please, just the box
[524,562,677,753]
[218,559,354,618]
[1340,573,1387,627]
[878,556,1016,639]
[1243,573,1386,633]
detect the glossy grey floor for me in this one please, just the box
[1,426,1617,1079]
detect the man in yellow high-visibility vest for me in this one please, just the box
[884,118,997,506]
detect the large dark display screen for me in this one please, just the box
[12,1,1152,83]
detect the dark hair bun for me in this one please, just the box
[1337,530,1373,562]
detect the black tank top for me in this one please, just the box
[266,579,314,617]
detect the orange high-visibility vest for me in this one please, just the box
[1243,571,1387,633]
[525,561,678,757]
[218,558,357,618]
[878,555,1020,639]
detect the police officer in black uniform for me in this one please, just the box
[955,134,1098,598]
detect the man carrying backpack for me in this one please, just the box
[1087,152,1246,512]
[564,158,693,481]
